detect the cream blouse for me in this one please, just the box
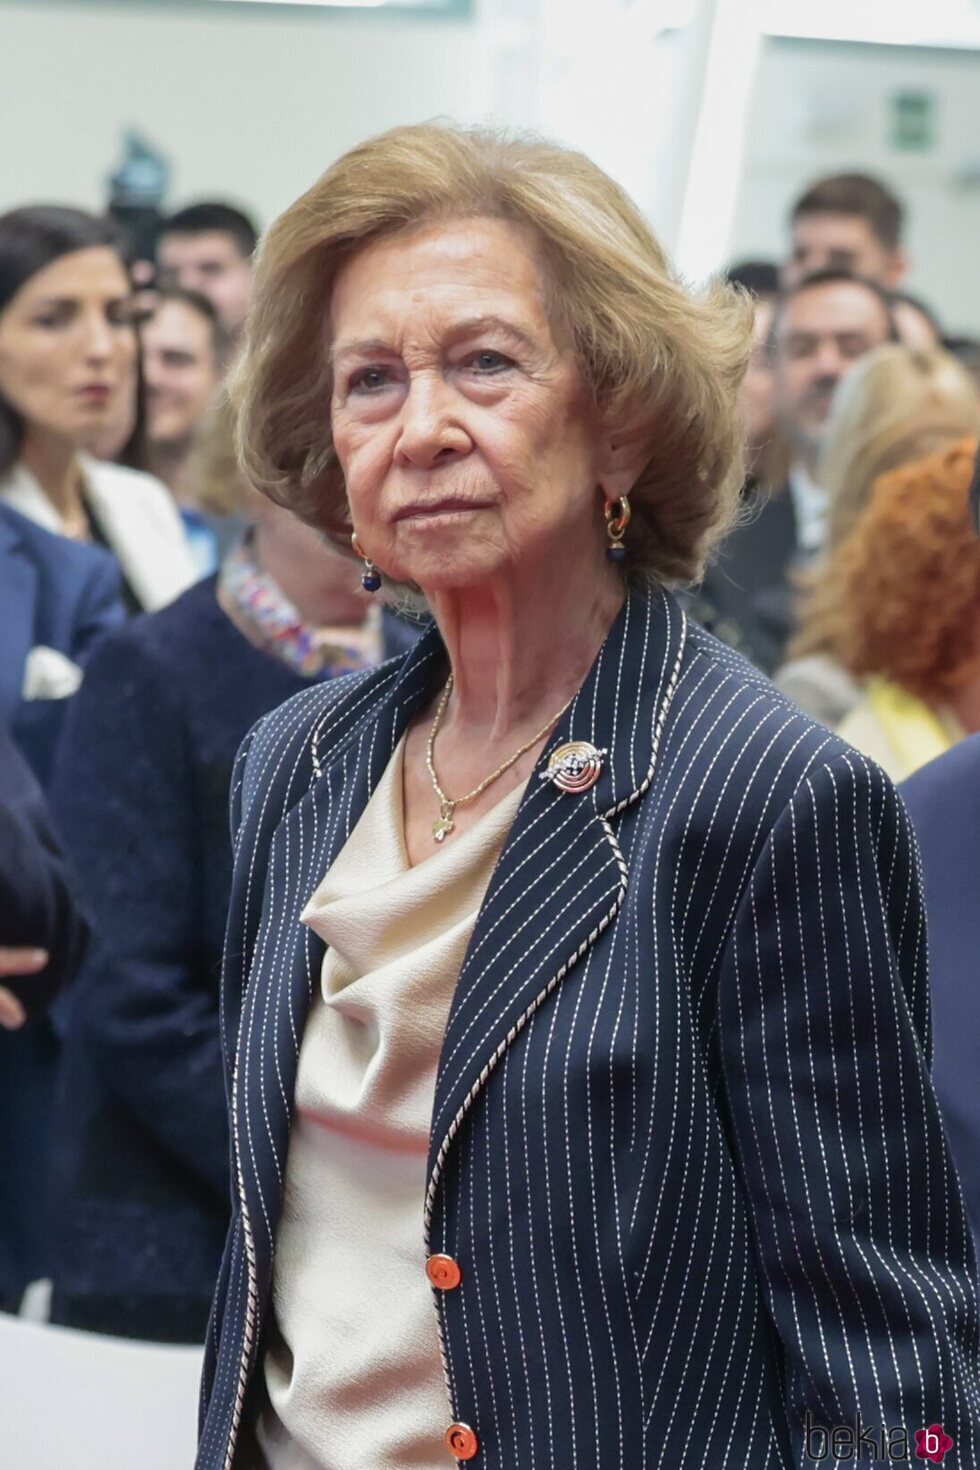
[256,734,524,1470]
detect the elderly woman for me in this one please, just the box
[198,126,979,1470]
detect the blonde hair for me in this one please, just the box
[791,344,980,658]
[231,122,753,586]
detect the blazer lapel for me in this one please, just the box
[0,464,63,534]
[425,589,687,1226]
[79,463,183,612]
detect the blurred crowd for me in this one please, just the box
[1,165,978,1344]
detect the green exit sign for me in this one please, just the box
[890,90,937,152]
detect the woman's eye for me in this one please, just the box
[34,306,72,329]
[349,366,390,394]
[108,302,139,329]
[468,350,512,374]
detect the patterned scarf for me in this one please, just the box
[219,533,383,678]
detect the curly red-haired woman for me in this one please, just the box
[830,437,980,778]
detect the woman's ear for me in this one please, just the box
[596,426,648,502]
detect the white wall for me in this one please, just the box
[0,0,538,228]
[731,37,980,332]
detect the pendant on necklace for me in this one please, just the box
[432,800,456,844]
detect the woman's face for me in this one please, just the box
[329,217,608,593]
[0,246,137,453]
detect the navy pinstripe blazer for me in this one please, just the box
[197,589,980,1469]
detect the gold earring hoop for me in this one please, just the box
[604,496,631,564]
[351,531,381,593]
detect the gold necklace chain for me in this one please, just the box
[426,674,573,843]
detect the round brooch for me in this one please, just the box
[540,741,607,794]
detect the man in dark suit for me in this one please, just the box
[694,270,896,673]
[0,718,86,1024]
[902,736,980,1257]
[0,504,122,1308]
[0,501,124,783]
[0,718,87,1309]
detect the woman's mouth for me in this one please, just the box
[394,498,493,522]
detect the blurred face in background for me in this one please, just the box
[144,298,220,449]
[741,298,775,468]
[784,212,905,289]
[0,246,136,453]
[156,230,252,335]
[772,280,893,466]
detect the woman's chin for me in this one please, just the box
[389,552,505,596]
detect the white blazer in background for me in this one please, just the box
[0,455,197,612]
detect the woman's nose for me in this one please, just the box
[81,312,117,363]
[812,340,845,381]
[394,375,472,468]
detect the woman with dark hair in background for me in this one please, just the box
[0,208,153,1317]
[0,205,196,612]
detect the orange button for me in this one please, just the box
[444,1422,479,1460]
[426,1254,463,1291]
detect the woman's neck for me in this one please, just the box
[20,432,85,526]
[427,562,625,744]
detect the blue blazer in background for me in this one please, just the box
[0,502,125,784]
[902,734,980,1256]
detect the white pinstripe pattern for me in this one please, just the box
[197,593,980,1469]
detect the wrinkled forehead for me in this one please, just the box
[327,215,561,352]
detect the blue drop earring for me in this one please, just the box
[604,496,631,564]
[351,532,382,592]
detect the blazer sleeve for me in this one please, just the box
[717,749,980,1457]
[50,632,230,1206]
[0,718,87,1012]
